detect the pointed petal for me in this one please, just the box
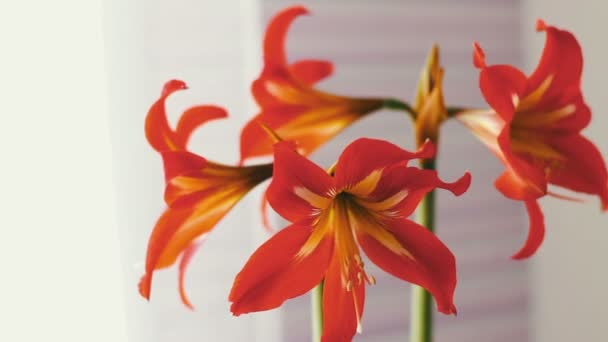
[512,200,545,259]
[138,205,195,300]
[547,134,608,210]
[289,59,334,85]
[178,239,204,310]
[160,150,207,183]
[321,254,365,342]
[239,106,307,163]
[174,105,228,149]
[472,42,487,69]
[496,126,547,198]
[334,138,435,192]
[473,43,526,121]
[527,22,583,108]
[229,223,333,315]
[161,79,188,98]
[145,80,187,152]
[358,165,470,217]
[479,64,527,121]
[494,169,539,200]
[267,141,333,222]
[263,6,309,68]
[359,219,457,314]
[159,207,233,270]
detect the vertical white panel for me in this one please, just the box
[523,1,608,342]
[1,1,127,342]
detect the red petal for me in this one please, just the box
[494,169,537,200]
[472,42,487,69]
[358,219,457,314]
[174,105,228,149]
[526,22,583,110]
[478,64,527,122]
[363,165,470,217]
[321,254,365,342]
[512,200,545,259]
[145,80,187,152]
[239,106,307,163]
[334,138,435,191]
[263,6,309,69]
[229,223,333,315]
[496,126,547,198]
[160,150,207,183]
[138,205,195,300]
[289,59,334,85]
[267,141,333,222]
[161,79,188,97]
[178,239,204,310]
[547,134,608,210]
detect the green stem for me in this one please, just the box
[311,280,324,342]
[383,98,415,118]
[409,158,436,342]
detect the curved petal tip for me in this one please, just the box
[162,79,188,97]
[511,200,545,260]
[284,5,310,16]
[472,42,486,69]
[536,19,548,32]
[138,273,152,300]
[448,172,472,196]
[439,303,458,316]
[417,139,437,160]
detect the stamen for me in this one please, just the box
[515,104,576,127]
[345,281,353,292]
[547,190,584,203]
[366,274,376,285]
[353,254,362,265]
[352,290,362,334]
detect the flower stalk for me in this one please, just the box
[409,159,436,342]
[311,280,324,342]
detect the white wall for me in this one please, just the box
[523,1,608,341]
[1,1,128,341]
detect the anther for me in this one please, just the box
[345,281,353,292]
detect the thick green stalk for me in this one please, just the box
[311,280,324,342]
[409,158,436,342]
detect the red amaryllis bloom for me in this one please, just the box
[229,138,470,340]
[139,151,272,308]
[140,80,273,308]
[458,20,608,259]
[239,6,385,163]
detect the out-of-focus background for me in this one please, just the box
[1,0,606,341]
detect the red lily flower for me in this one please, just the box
[459,20,608,259]
[229,138,471,340]
[139,151,272,308]
[239,6,385,163]
[140,80,273,308]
